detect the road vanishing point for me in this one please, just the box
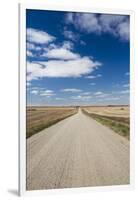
[27,109,130,190]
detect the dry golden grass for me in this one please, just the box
[83,106,129,118]
[82,106,130,139]
[27,106,78,138]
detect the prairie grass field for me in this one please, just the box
[82,105,130,139]
[27,106,78,138]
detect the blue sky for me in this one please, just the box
[26,9,130,106]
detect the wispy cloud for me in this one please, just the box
[71,95,91,101]
[31,90,39,95]
[27,42,41,51]
[40,90,55,97]
[27,42,35,50]
[94,91,103,95]
[26,42,43,58]
[120,89,129,94]
[81,92,91,95]
[62,41,74,50]
[61,88,82,92]
[63,28,78,41]
[94,91,110,98]
[85,74,102,79]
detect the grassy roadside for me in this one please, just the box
[27,109,78,138]
[82,109,130,140]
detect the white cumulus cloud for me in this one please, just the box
[41,40,78,60]
[26,28,102,82]
[42,47,80,60]
[27,28,55,44]
[27,57,101,80]
[66,13,101,33]
[66,13,129,41]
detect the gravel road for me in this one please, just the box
[27,109,130,190]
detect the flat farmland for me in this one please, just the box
[27,106,78,138]
[82,106,129,118]
[82,106,130,139]
[27,108,130,190]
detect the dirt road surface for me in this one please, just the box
[27,109,130,190]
